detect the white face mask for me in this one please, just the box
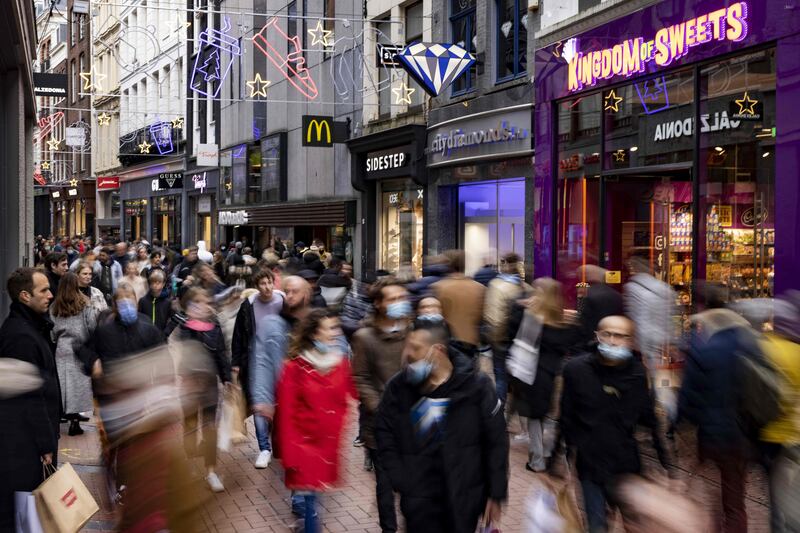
[597,342,633,362]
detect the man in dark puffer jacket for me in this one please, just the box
[375,319,508,533]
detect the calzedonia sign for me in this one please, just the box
[566,2,750,93]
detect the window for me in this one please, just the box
[78,54,85,100]
[70,10,75,46]
[70,60,76,103]
[450,0,477,94]
[376,18,392,117]
[405,2,424,108]
[248,144,262,204]
[324,0,335,34]
[287,1,306,78]
[496,0,527,80]
[78,13,85,40]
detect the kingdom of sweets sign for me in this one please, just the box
[567,2,749,93]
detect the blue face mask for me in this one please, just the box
[405,345,437,385]
[417,313,444,323]
[597,342,633,362]
[386,300,412,320]
[312,340,331,354]
[118,299,138,326]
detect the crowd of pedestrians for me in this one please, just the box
[0,235,797,532]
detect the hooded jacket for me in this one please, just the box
[561,349,667,482]
[138,289,176,334]
[375,348,508,533]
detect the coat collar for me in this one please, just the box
[9,301,54,335]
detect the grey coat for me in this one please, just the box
[51,305,98,414]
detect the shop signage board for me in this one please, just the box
[192,171,208,191]
[33,73,67,97]
[377,43,403,67]
[301,116,348,147]
[197,144,219,167]
[158,172,183,189]
[565,2,750,93]
[65,127,85,147]
[365,145,413,180]
[218,210,249,225]
[198,195,212,213]
[67,188,79,197]
[97,176,120,190]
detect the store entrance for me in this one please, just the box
[603,169,693,308]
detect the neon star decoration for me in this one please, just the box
[138,140,153,154]
[47,138,61,151]
[392,82,415,105]
[97,113,111,126]
[79,68,106,92]
[189,17,241,98]
[613,149,626,162]
[171,117,184,129]
[69,178,78,187]
[246,73,271,98]
[41,161,50,171]
[252,17,319,100]
[604,90,623,112]
[307,20,333,48]
[735,91,758,116]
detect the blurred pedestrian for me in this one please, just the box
[559,316,669,532]
[434,249,485,354]
[167,287,232,492]
[0,268,59,530]
[339,262,372,339]
[352,278,411,533]
[275,309,357,533]
[416,296,443,321]
[50,272,99,436]
[120,261,148,303]
[509,278,574,472]
[375,318,508,532]
[576,265,623,350]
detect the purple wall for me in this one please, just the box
[534,0,800,293]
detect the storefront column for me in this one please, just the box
[775,35,800,294]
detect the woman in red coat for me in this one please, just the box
[276,308,357,533]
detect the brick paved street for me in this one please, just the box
[63,410,769,532]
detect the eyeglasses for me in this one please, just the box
[597,331,633,341]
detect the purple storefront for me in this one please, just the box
[533,0,800,310]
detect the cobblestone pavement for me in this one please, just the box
[64,411,769,532]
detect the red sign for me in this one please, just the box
[97,176,120,190]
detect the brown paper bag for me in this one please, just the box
[33,463,99,533]
[230,376,248,444]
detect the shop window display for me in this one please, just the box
[379,181,424,277]
[124,199,146,241]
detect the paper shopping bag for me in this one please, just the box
[33,463,99,533]
[230,377,248,444]
[14,491,44,533]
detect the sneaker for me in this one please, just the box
[363,454,374,472]
[353,436,365,447]
[255,450,272,469]
[206,473,224,493]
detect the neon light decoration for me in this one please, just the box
[252,17,319,100]
[603,89,623,112]
[567,2,749,93]
[392,82,415,105]
[395,42,476,97]
[246,73,271,98]
[307,19,333,48]
[47,138,61,151]
[190,17,242,98]
[79,67,106,92]
[635,76,670,115]
[35,112,64,145]
[148,122,174,155]
[138,140,153,154]
[97,112,112,126]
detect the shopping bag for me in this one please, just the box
[33,463,99,533]
[14,491,44,533]
[507,311,542,385]
[217,394,234,452]
[230,377,248,444]
[523,479,582,533]
[613,474,710,532]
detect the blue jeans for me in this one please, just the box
[253,415,272,452]
[291,492,319,533]
[580,479,610,533]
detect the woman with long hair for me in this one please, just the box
[509,277,576,472]
[119,261,148,303]
[275,309,357,533]
[75,260,108,312]
[166,287,231,492]
[50,272,100,435]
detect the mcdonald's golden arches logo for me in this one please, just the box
[302,115,333,147]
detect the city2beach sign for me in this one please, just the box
[566,2,749,93]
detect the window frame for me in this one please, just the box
[450,0,477,95]
[495,0,527,83]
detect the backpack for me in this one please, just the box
[737,344,790,435]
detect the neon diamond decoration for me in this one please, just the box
[395,42,476,97]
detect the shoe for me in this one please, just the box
[68,421,84,436]
[252,17,318,99]
[255,450,272,469]
[206,472,224,493]
[353,436,365,447]
[76,414,90,422]
[363,455,374,472]
[525,462,546,473]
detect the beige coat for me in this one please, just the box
[434,274,486,346]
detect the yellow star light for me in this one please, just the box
[171,116,184,129]
[225,182,232,190]
[138,140,153,154]
[79,68,106,92]
[735,91,758,116]
[307,19,333,48]
[69,178,78,187]
[604,89,623,113]
[47,138,60,151]
[392,82,415,105]
[613,149,626,162]
[97,112,111,126]
[246,74,271,98]
[41,161,50,171]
